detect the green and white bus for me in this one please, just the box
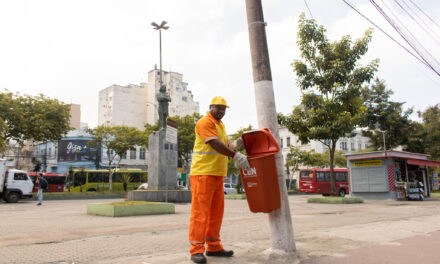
[65,169,147,192]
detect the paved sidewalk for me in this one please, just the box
[0,196,439,263]
[301,231,440,264]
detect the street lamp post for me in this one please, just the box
[151,21,169,86]
[151,21,171,130]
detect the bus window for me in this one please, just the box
[102,172,109,183]
[46,176,66,185]
[113,173,122,183]
[88,172,97,183]
[316,172,326,182]
[300,170,312,180]
[131,172,141,182]
[324,172,330,182]
[336,172,348,182]
[74,172,86,186]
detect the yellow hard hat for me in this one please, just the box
[210,96,229,108]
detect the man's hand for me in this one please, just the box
[233,152,251,171]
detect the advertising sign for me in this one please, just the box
[353,160,382,167]
[58,139,97,162]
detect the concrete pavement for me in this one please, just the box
[0,195,439,263]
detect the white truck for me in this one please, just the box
[0,159,34,203]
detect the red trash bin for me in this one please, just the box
[240,128,281,213]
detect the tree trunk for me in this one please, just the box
[329,140,337,195]
[107,149,113,191]
[245,0,296,253]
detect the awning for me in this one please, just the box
[407,159,440,167]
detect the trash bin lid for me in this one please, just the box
[241,128,280,157]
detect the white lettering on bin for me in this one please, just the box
[247,182,257,188]
[243,167,257,178]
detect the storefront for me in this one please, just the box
[346,150,440,200]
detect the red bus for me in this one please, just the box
[299,168,350,197]
[29,172,67,192]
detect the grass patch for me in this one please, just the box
[307,196,364,204]
[431,192,440,199]
[105,201,160,206]
[87,201,175,217]
[225,193,247,200]
[33,191,126,200]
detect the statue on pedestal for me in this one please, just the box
[157,84,171,129]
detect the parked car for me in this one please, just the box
[223,183,237,195]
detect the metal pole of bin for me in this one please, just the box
[245,0,296,253]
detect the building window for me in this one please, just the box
[358,143,362,150]
[351,143,355,151]
[121,152,127,160]
[182,96,187,102]
[340,141,348,150]
[280,138,283,148]
[130,149,136,160]
[287,137,291,147]
[139,148,146,160]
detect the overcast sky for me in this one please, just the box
[1,0,439,133]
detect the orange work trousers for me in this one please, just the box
[189,175,225,255]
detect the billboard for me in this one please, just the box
[58,139,97,162]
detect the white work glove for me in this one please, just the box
[229,138,243,150]
[233,152,251,171]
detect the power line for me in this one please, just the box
[340,0,440,78]
[394,0,440,46]
[303,0,314,19]
[371,0,440,77]
[408,0,440,30]
[340,0,429,68]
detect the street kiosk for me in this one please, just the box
[345,150,440,200]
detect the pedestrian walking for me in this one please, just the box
[36,173,47,206]
[188,96,251,263]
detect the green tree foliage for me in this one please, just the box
[0,118,7,153]
[280,14,378,195]
[168,113,202,173]
[420,104,440,159]
[0,91,71,145]
[227,125,253,193]
[87,125,145,191]
[286,147,346,169]
[361,78,413,150]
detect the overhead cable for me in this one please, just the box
[371,0,440,77]
[340,0,429,68]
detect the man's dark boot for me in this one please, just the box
[191,253,207,263]
[206,249,234,257]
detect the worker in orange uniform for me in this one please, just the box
[189,96,251,263]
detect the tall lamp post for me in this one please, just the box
[151,21,171,129]
[151,21,169,86]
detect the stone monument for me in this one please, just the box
[128,84,191,203]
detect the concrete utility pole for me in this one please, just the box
[245,0,296,253]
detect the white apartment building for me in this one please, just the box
[99,68,199,130]
[99,84,148,130]
[278,126,371,184]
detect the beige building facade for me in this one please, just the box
[69,104,81,130]
[99,69,199,130]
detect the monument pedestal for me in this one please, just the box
[129,129,192,203]
[147,129,177,190]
